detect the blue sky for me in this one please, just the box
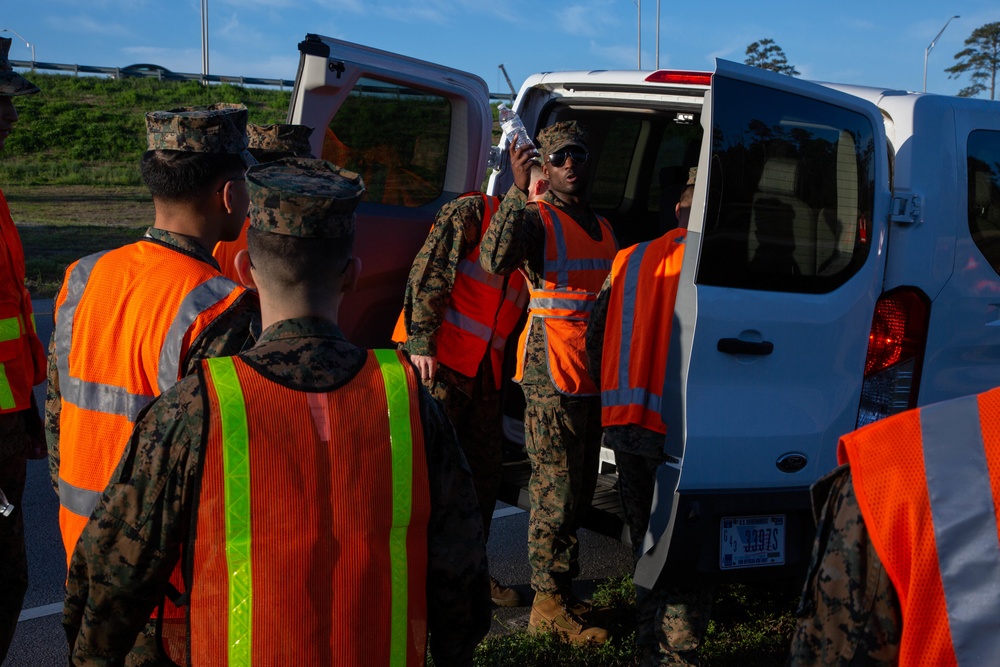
[4,0,998,98]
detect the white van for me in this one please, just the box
[288,34,1000,584]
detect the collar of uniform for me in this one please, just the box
[143,227,221,270]
[257,316,348,345]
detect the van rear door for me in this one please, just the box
[287,34,492,346]
[645,60,890,579]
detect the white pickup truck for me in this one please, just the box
[287,33,1000,585]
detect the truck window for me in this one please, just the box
[321,76,451,207]
[697,78,876,294]
[968,131,1000,275]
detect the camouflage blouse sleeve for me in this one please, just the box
[788,464,902,666]
[63,377,206,665]
[44,327,61,495]
[420,385,491,665]
[182,289,260,377]
[479,183,545,278]
[401,196,484,357]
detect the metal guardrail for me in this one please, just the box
[11,59,516,102]
[11,59,295,89]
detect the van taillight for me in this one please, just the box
[857,288,930,428]
[644,71,712,86]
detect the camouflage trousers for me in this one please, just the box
[125,618,174,667]
[522,385,602,595]
[428,373,503,539]
[636,583,714,666]
[0,410,30,664]
[605,425,666,562]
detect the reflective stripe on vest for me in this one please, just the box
[601,386,663,415]
[921,395,1000,666]
[0,312,22,409]
[205,351,417,667]
[58,478,103,521]
[58,265,238,418]
[616,242,647,393]
[546,211,613,287]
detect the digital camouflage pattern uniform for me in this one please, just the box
[64,158,491,667]
[479,123,613,596]
[0,37,45,664]
[587,268,713,667]
[788,464,901,666]
[398,193,510,539]
[48,104,260,667]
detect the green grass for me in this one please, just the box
[1,73,291,186]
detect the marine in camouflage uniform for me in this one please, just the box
[585,179,712,666]
[396,192,529,606]
[788,464,901,666]
[0,39,46,663]
[64,158,491,667]
[480,121,613,641]
[47,104,260,667]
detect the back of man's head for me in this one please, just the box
[245,158,365,294]
[141,103,255,202]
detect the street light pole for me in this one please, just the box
[923,15,959,92]
[655,0,660,69]
[0,28,34,65]
[637,0,641,70]
[201,0,210,83]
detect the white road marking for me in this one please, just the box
[18,602,62,622]
[492,505,525,519]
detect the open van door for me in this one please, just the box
[638,60,891,585]
[287,34,493,347]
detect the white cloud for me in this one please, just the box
[43,15,134,39]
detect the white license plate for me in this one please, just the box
[719,515,786,570]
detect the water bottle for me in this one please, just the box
[497,103,535,152]
[0,485,13,518]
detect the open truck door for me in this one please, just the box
[287,34,493,347]
[638,59,891,587]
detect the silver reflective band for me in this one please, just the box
[158,276,240,393]
[61,375,154,421]
[528,297,596,313]
[617,242,649,392]
[443,309,493,343]
[58,477,103,518]
[601,387,662,414]
[55,251,111,411]
[547,258,613,273]
[457,257,505,289]
[922,394,1000,666]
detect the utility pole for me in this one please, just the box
[655,0,660,69]
[923,15,959,92]
[498,64,516,100]
[637,0,641,70]
[201,0,210,84]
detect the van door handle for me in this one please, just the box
[717,338,774,355]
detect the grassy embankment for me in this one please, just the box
[3,73,290,297]
[4,72,800,665]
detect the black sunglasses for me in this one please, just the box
[546,149,589,167]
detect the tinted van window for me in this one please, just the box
[968,130,1000,274]
[321,76,451,207]
[697,77,876,293]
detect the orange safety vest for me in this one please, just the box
[54,241,246,568]
[162,350,430,666]
[212,217,249,284]
[515,202,617,395]
[601,229,686,433]
[839,386,1000,667]
[393,193,528,388]
[0,190,45,413]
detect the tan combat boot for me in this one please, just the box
[490,577,523,607]
[528,592,609,643]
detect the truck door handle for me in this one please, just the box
[717,338,774,356]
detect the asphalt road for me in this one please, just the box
[3,299,633,666]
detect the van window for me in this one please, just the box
[591,118,641,209]
[697,78,876,293]
[968,131,1000,274]
[321,76,451,207]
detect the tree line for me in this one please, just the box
[744,21,999,100]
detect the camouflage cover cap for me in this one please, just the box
[247,123,315,161]
[538,120,589,158]
[247,157,365,238]
[145,103,256,166]
[0,38,40,96]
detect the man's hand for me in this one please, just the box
[510,142,539,193]
[411,354,438,386]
